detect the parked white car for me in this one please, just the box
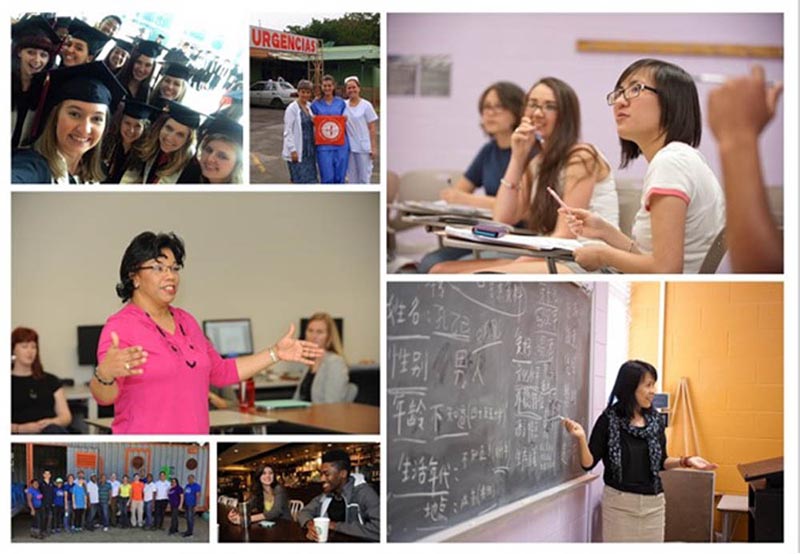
[250,78,298,108]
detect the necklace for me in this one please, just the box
[144,310,197,369]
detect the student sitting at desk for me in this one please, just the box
[227,465,290,525]
[563,360,717,542]
[431,77,619,273]
[417,81,526,273]
[293,312,350,404]
[91,231,324,434]
[562,59,725,274]
[11,327,72,434]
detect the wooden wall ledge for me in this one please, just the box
[577,39,783,59]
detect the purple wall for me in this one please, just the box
[388,13,783,186]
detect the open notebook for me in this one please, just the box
[444,225,583,252]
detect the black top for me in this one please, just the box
[327,496,346,522]
[297,371,314,402]
[40,480,55,505]
[583,410,668,495]
[12,372,63,423]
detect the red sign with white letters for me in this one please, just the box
[250,26,318,55]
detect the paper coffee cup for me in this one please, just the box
[313,517,330,542]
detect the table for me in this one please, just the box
[218,516,366,542]
[85,410,277,435]
[254,403,380,435]
[441,235,575,274]
[717,494,748,542]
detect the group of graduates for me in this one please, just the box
[11,13,243,184]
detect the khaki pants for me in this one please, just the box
[130,500,144,527]
[602,486,665,542]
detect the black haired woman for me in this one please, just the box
[11,16,60,149]
[90,231,324,434]
[563,360,717,542]
[564,59,725,273]
[116,40,162,102]
[226,465,290,526]
[102,100,157,183]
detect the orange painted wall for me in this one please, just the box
[629,282,783,494]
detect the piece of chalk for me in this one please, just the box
[557,415,566,421]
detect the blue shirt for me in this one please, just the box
[72,483,87,509]
[27,488,43,508]
[464,140,512,197]
[54,487,66,507]
[310,97,349,151]
[183,482,201,507]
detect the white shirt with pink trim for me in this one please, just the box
[631,141,725,273]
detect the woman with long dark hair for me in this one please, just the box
[102,100,156,183]
[227,465,290,525]
[431,76,619,273]
[11,327,72,434]
[563,360,717,542]
[115,40,162,101]
[564,59,725,273]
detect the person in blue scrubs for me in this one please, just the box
[310,74,349,183]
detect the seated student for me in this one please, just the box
[102,100,157,183]
[431,77,619,274]
[707,65,783,273]
[11,327,72,434]
[11,62,126,184]
[417,81,526,273]
[120,102,202,184]
[297,449,379,542]
[227,465,290,525]
[61,19,110,67]
[563,59,725,274]
[293,313,350,404]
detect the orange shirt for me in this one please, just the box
[131,481,145,501]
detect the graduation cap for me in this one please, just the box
[67,19,110,57]
[33,62,127,139]
[55,17,72,31]
[201,115,242,146]
[134,39,164,59]
[122,99,158,121]
[12,16,60,52]
[111,37,135,54]
[163,100,203,129]
[162,62,192,81]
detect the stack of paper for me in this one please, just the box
[444,225,583,252]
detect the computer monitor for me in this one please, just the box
[77,325,104,366]
[203,319,254,358]
[299,317,343,345]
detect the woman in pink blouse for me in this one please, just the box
[91,231,323,434]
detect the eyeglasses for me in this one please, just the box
[481,103,508,114]
[606,82,659,106]
[526,101,558,114]
[137,263,182,275]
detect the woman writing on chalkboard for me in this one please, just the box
[563,360,717,542]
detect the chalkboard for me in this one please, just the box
[387,282,592,541]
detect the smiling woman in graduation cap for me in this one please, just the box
[102,100,158,183]
[176,115,243,183]
[116,39,163,102]
[11,61,126,184]
[61,19,110,67]
[120,101,202,184]
[149,62,191,109]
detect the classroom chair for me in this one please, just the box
[389,169,463,234]
[661,468,716,541]
[699,228,727,274]
[289,499,304,521]
[615,179,642,237]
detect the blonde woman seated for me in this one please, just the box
[293,313,350,404]
[431,77,619,274]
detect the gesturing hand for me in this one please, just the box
[688,456,719,470]
[97,332,147,381]
[562,418,586,440]
[510,116,540,159]
[708,65,783,142]
[558,207,610,240]
[274,324,325,365]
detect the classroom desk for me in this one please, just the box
[64,384,98,419]
[441,234,575,274]
[218,517,368,543]
[253,403,380,435]
[85,409,277,435]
